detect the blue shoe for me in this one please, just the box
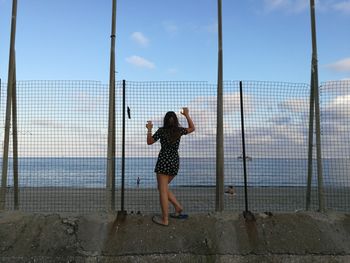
[170,213,188,219]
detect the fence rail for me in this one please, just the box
[0,80,349,213]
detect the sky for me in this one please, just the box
[0,0,349,83]
[0,0,350,160]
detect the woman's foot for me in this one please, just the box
[170,206,188,219]
[170,213,188,219]
[175,206,183,214]
[152,216,169,226]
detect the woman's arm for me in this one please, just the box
[146,121,155,145]
[181,108,195,134]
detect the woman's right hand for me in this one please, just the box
[146,120,153,130]
[181,107,189,116]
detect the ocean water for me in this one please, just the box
[2,157,349,188]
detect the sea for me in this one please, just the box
[2,157,350,188]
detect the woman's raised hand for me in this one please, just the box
[146,120,153,130]
[181,107,189,116]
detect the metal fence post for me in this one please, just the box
[309,0,325,212]
[1,0,18,211]
[120,79,126,214]
[306,75,315,210]
[12,58,19,209]
[107,0,117,212]
[240,81,254,220]
[215,0,224,212]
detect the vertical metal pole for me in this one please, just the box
[309,0,325,212]
[216,0,224,212]
[107,0,117,212]
[121,80,126,212]
[12,57,19,210]
[306,74,314,210]
[239,82,249,213]
[1,0,18,211]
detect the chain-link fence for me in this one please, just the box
[0,80,349,213]
[1,80,109,212]
[225,81,317,212]
[320,80,350,212]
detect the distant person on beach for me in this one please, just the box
[137,177,140,188]
[225,185,236,196]
[146,108,195,226]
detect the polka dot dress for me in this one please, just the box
[152,127,188,176]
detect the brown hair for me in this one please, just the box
[163,111,181,143]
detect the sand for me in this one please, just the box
[3,186,349,213]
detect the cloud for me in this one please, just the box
[125,55,155,69]
[264,0,289,11]
[30,118,66,129]
[162,21,179,35]
[310,0,350,14]
[320,92,350,158]
[326,58,350,72]
[191,22,218,34]
[268,116,292,125]
[332,1,350,13]
[185,92,255,139]
[131,32,149,47]
[203,22,218,34]
[167,68,178,75]
[321,80,350,95]
[190,92,253,115]
[74,91,106,112]
[263,0,309,13]
[323,94,350,121]
[280,98,309,113]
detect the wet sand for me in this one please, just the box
[4,186,349,213]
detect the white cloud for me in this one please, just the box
[332,1,350,13]
[190,92,253,115]
[125,55,155,69]
[167,68,178,75]
[321,93,350,158]
[280,98,309,113]
[323,94,350,120]
[162,21,179,35]
[188,22,217,34]
[203,22,218,34]
[321,80,350,96]
[74,91,106,112]
[264,0,289,11]
[327,58,350,72]
[131,32,149,47]
[263,0,309,13]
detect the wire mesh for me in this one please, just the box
[116,81,217,213]
[224,81,316,212]
[117,80,318,213]
[320,80,350,212]
[1,80,109,212]
[1,80,349,213]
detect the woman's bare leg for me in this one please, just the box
[157,174,169,225]
[167,176,183,213]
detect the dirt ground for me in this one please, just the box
[1,211,350,262]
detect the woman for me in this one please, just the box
[146,108,195,226]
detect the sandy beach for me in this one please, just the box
[3,186,349,213]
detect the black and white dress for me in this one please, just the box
[152,127,188,176]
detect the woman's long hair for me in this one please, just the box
[163,111,181,143]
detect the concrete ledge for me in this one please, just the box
[1,255,350,263]
[0,211,349,261]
